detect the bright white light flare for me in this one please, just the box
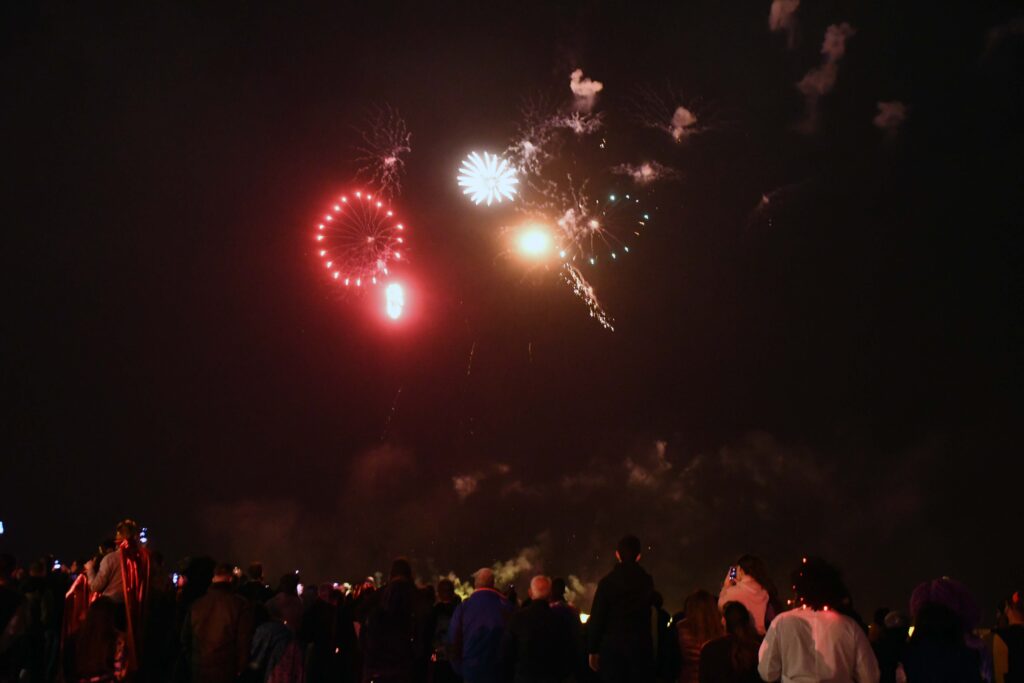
[516,227,552,258]
[385,283,405,320]
[457,151,518,205]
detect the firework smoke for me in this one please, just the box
[569,69,604,113]
[796,23,857,133]
[612,161,678,186]
[769,0,801,49]
[873,101,908,136]
[631,86,705,142]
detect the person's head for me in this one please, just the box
[529,575,552,602]
[736,555,779,601]
[615,535,642,564]
[247,562,264,582]
[390,558,413,581]
[722,601,755,636]
[909,577,980,632]
[114,519,140,545]
[911,601,967,646]
[551,578,567,602]
[212,563,235,585]
[791,557,848,611]
[474,568,495,589]
[278,573,300,596]
[318,583,337,603]
[29,560,46,578]
[681,590,725,643]
[437,578,456,603]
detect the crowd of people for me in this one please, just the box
[0,522,1021,683]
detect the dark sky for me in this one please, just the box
[3,1,1022,619]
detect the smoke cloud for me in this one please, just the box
[612,161,678,185]
[796,23,857,133]
[873,101,908,135]
[670,106,698,141]
[769,0,801,49]
[570,69,604,113]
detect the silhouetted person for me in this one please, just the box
[302,583,357,683]
[238,564,273,606]
[0,554,26,683]
[698,602,762,683]
[758,557,878,683]
[72,597,126,683]
[448,568,513,683]
[586,535,656,683]
[265,575,303,634]
[901,576,987,683]
[548,579,584,680]
[360,558,431,683]
[678,590,724,683]
[499,576,575,683]
[430,579,462,683]
[995,591,1024,683]
[872,611,907,683]
[84,520,151,677]
[182,563,254,683]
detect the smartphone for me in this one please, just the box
[728,566,738,582]
[171,572,180,586]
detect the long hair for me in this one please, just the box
[74,597,121,678]
[679,590,724,644]
[722,601,761,673]
[737,554,783,614]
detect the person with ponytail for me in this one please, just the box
[698,602,762,683]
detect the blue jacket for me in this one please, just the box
[447,588,513,683]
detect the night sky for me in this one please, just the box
[3,1,1022,620]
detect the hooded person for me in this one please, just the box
[718,555,780,636]
[359,558,432,683]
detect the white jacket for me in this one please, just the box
[758,608,880,683]
[719,576,771,635]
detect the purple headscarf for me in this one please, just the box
[909,577,980,631]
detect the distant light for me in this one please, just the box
[579,613,590,624]
[908,626,915,637]
[385,283,405,320]
[589,257,595,265]
[516,227,551,257]
[0,520,4,535]
[609,194,616,201]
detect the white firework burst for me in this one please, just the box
[457,151,519,205]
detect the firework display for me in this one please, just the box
[457,152,519,205]
[316,70,684,331]
[354,105,412,200]
[314,191,405,288]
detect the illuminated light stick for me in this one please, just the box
[457,151,519,205]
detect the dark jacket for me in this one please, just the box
[499,601,575,683]
[448,588,513,683]
[697,635,762,683]
[587,562,655,660]
[182,583,255,683]
[360,578,431,681]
